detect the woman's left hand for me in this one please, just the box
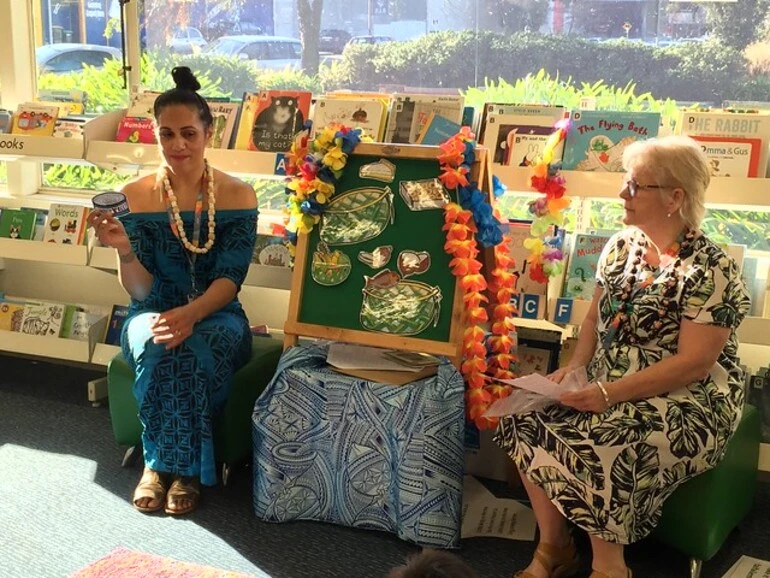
[560,383,610,413]
[151,305,199,350]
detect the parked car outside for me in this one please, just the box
[319,29,351,54]
[345,35,395,48]
[36,43,121,75]
[168,27,207,54]
[204,35,301,70]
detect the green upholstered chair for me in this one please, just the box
[652,404,761,578]
[107,336,283,485]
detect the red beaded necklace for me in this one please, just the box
[603,228,696,349]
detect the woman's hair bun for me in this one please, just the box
[171,66,201,92]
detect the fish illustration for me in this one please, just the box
[363,269,400,290]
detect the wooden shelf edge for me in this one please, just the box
[0,238,89,266]
[91,343,121,366]
[89,246,118,270]
[0,133,84,161]
[493,164,770,206]
[0,330,92,363]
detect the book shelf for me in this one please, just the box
[0,132,84,162]
[91,343,121,367]
[0,238,89,266]
[493,164,770,207]
[0,314,107,364]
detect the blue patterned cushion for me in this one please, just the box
[252,344,465,548]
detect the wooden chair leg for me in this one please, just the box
[689,558,702,578]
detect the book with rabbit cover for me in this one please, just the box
[562,110,661,171]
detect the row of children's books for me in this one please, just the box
[0,204,90,244]
[0,90,89,138]
[112,89,468,151]
[7,85,770,180]
[479,103,770,179]
[0,297,105,341]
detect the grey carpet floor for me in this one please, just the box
[0,355,765,578]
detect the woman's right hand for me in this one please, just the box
[547,365,581,384]
[88,209,130,254]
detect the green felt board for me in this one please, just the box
[298,154,456,343]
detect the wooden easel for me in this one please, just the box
[283,142,489,368]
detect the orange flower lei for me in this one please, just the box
[438,129,516,430]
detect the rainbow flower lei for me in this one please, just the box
[284,123,365,254]
[438,129,516,430]
[524,118,570,283]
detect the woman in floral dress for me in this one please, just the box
[495,136,751,578]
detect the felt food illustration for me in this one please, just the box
[359,158,396,183]
[320,186,394,245]
[311,242,351,286]
[398,178,450,211]
[397,250,431,278]
[358,245,393,269]
[360,271,442,336]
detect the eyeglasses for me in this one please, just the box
[623,178,674,198]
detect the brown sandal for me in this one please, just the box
[132,468,169,513]
[164,476,200,516]
[514,538,581,578]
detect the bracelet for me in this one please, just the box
[118,250,136,263]
[596,381,611,408]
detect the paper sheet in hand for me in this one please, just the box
[721,555,770,578]
[493,374,565,398]
[326,342,422,372]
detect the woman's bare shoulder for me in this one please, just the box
[213,170,258,210]
[121,173,164,213]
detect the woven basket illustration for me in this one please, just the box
[320,186,394,245]
[311,244,351,286]
[360,280,442,335]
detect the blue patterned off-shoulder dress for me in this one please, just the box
[120,209,257,486]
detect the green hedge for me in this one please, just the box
[319,31,759,105]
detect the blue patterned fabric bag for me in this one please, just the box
[252,343,465,548]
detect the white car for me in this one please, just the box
[168,27,207,54]
[204,35,301,70]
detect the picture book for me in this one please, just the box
[11,103,59,137]
[562,110,661,171]
[415,113,461,145]
[233,92,259,150]
[249,90,312,152]
[480,104,566,166]
[32,208,48,241]
[677,110,770,177]
[562,233,612,300]
[53,117,87,139]
[0,302,24,332]
[251,234,291,268]
[384,94,464,144]
[61,310,102,341]
[104,304,130,345]
[19,301,66,337]
[42,203,89,245]
[0,109,12,133]
[311,97,387,140]
[0,208,37,240]
[115,91,159,144]
[691,135,763,178]
[207,101,240,149]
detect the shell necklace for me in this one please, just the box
[602,228,696,349]
[163,159,216,254]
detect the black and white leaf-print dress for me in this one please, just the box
[495,227,751,544]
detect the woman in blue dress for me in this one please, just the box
[88,67,257,515]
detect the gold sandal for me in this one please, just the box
[132,468,169,513]
[164,476,200,516]
[589,570,633,578]
[514,539,581,578]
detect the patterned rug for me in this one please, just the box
[69,547,261,578]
